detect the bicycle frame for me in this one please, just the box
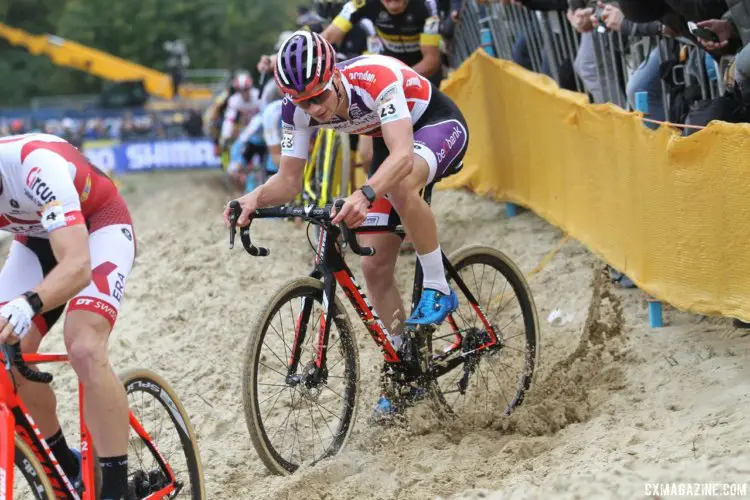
[227,201,503,389]
[0,350,178,500]
[289,221,501,384]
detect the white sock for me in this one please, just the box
[417,246,450,295]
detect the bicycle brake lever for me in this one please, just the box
[332,199,376,257]
[228,200,241,250]
[2,343,53,384]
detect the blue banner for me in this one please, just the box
[84,138,221,173]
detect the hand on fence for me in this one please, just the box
[695,19,734,50]
[595,2,624,33]
[567,8,594,33]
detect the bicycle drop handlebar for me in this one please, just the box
[1,343,54,384]
[228,199,376,257]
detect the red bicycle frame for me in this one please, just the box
[227,200,501,384]
[290,221,499,379]
[0,350,178,500]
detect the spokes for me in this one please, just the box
[127,393,191,497]
[431,255,535,423]
[254,291,352,469]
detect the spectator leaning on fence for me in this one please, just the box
[693,1,750,93]
[581,2,670,124]
[618,0,729,43]
[566,0,629,104]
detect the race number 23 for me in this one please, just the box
[380,104,396,119]
[281,133,294,150]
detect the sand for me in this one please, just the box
[8,170,750,499]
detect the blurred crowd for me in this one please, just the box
[0,108,205,146]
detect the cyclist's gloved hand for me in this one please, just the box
[224,192,258,228]
[331,191,371,229]
[0,296,35,344]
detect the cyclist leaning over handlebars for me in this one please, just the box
[223,31,469,417]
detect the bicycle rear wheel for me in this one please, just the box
[121,369,206,499]
[13,436,55,500]
[426,245,540,423]
[243,277,359,475]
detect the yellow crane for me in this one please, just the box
[0,22,214,101]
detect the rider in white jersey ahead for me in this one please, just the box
[224,31,469,414]
[220,73,261,149]
[0,133,135,499]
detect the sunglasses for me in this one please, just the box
[292,79,335,107]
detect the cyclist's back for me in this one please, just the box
[0,133,129,237]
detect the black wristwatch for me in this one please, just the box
[22,291,43,316]
[359,184,377,206]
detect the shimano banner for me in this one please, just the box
[84,139,221,173]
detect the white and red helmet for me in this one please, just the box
[233,73,253,91]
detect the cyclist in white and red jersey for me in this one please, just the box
[225,32,469,415]
[220,73,261,150]
[0,134,135,499]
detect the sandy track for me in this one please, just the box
[8,170,749,499]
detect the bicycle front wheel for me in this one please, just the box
[13,436,55,500]
[121,369,206,499]
[243,277,360,475]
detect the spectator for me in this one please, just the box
[695,1,750,94]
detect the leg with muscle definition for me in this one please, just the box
[388,154,451,297]
[64,310,129,500]
[358,232,406,345]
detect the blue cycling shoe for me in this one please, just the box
[405,288,459,326]
[370,387,427,423]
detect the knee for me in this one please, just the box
[65,330,108,383]
[388,185,421,213]
[358,146,373,166]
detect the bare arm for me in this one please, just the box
[331,118,414,227]
[227,155,307,226]
[413,44,442,78]
[322,23,347,45]
[365,118,415,198]
[36,225,92,311]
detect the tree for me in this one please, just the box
[0,0,299,106]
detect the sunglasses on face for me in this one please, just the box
[292,80,335,107]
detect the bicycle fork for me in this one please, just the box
[286,274,337,389]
